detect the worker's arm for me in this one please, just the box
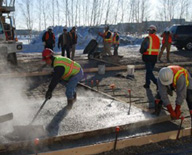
[157,78,170,106]
[139,37,149,54]
[42,32,46,42]
[175,75,187,106]
[48,66,64,92]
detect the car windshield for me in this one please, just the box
[169,26,177,34]
[177,26,192,34]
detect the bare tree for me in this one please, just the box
[105,0,111,25]
[178,0,189,21]
[52,0,55,26]
[56,0,60,26]
[19,0,33,30]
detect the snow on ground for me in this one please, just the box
[18,26,143,57]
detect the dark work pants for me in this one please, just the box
[61,45,70,58]
[145,62,157,86]
[113,44,119,56]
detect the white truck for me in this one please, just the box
[0,0,22,65]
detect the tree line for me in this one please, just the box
[14,0,191,31]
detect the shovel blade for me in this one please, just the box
[0,113,13,123]
[5,125,46,140]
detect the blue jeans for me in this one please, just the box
[145,62,157,86]
[63,69,84,99]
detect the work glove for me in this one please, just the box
[166,104,177,119]
[175,104,181,119]
[45,90,52,100]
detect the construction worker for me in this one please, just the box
[158,28,172,62]
[42,48,84,109]
[42,26,55,50]
[69,27,78,60]
[98,25,112,56]
[158,65,192,119]
[58,28,71,58]
[140,25,160,89]
[112,29,120,56]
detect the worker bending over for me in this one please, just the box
[42,48,84,109]
[158,65,192,119]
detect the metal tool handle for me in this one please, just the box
[30,99,48,125]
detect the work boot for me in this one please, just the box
[67,99,74,110]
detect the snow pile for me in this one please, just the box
[19,26,143,53]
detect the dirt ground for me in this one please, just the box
[1,47,192,154]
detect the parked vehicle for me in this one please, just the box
[169,25,192,51]
[0,0,22,65]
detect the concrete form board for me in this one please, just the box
[0,84,169,151]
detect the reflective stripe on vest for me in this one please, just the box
[113,34,119,45]
[54,57,81,80]
[168,65,189,88]
[104,31,112,43]
[143,34,160,55]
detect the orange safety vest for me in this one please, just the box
[143,34,160,55]
[168,65,189,88]
[162,33,172,44]
[112,33,119,45]
[45,32,55,41]
[53,57,81,81]
[104,31,112,43]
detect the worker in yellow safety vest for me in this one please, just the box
[158,65,192,119]
[98,25,112,56]
[42,48,84,109]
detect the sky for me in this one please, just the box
[7,0,192,30]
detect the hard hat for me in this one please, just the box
[48,26,53,30]
[158,67,173,85]
[147,25,157,32]
[42,48,54,61]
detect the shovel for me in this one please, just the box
[8,99,49,140]
[0,113,13,123]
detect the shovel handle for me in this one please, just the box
[30,99,48,124]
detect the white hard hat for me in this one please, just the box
[148,25,157,32]
[158,67,173,85]
[48,26,53,30]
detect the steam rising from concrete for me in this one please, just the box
[0,76,37,135]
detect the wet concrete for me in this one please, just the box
[0,87,167,145]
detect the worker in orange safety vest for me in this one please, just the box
[157,65,192,119]
[158,28,172,62]
[140,25,160,89]
[42,26,55,50]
